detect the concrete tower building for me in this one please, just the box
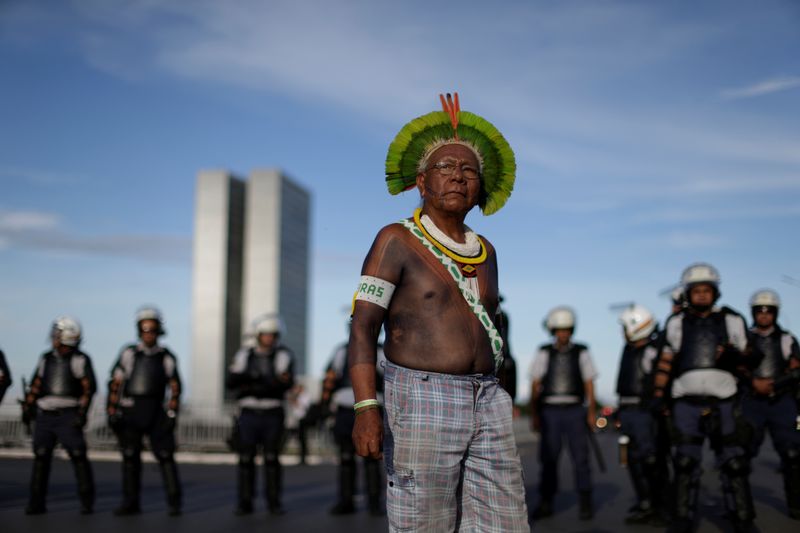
[191,169,310,413]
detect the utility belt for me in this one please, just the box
[675,394,734,406]
[38,406,78,417]
[241,406,283,416]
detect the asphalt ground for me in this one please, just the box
[0,426,796,532]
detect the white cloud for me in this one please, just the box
[721,76,800,100]
[664,231,728,249]
[0,209,60,231]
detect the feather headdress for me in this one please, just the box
[385,92,515,215]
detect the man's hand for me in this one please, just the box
[162,409,177,432]
[73,408,88,429]
[352,408,383,459]
[586,410,597,431]
[752,377,774,396]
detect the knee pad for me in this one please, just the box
[722,456,750,477]
[674,454,699,474]
[66,447,86,460]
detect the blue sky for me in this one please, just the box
[1,0,799,405]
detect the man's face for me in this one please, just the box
[688,283,715,308]
[139,319,160,347]
[554,328,572,345]
[416,144,481,215]
[258,332,277,350]
[754,307,776,328]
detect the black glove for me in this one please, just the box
[73,408,88,429]
[108,411,124,433]
[162,409,177,432]
[21,402,35,425]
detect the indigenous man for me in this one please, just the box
[740,289,800,519]
[21,316,96,515]
[652,263,754,533]
[349,93,529,532]
[227,314,295,515]
[529,306,598,521]
[107,306,182,516]
[320,334,386,516]
[0,347,11,403]
[615,304,668,525]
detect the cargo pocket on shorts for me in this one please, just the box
[386,468,417,531]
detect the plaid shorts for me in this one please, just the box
[383,361,529,532]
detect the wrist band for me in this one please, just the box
[355,405,379,416]
[354,399,380,411]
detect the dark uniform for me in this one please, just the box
[22,338,96,514]
[107,342,182,515]
[227,341,295,514]
[321,341,385,515]
[616,329,669,524]
[530,339,598,519]
[496,303,518,402]
[742,322,800,518]
[655,303,754,531]
[0,348,11,403]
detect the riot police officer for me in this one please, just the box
[652,263,754,533]
[21,317,96,515]
[740,289,800,519]
[529,306,599,520]
[320,337,385,516]
[0,347,11,403]
[496,295,518,404]
[227,314,295,515]
[615,304,668,525]
[107,306,182,516]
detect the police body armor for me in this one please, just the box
[124,348,168,398]
[751,329,786,379]
[41,351,81,398]
[241,347,284,400]
[541,343,585,400]
[616,342,654,399]
[675,311,729,376]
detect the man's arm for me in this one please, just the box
[584,379,597,429]
[529,378,542,431]
[349,225,404,459]
[350,301,387,459]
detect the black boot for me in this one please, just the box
[71,454,95,515]
[579,490,593,520]
[365,458,384,516]
[625,461,654,524]
[235,459,255,515]
[721,457,755,525]
[265,461,285,515]
[159,458,182,516]
[25,455,51,515]
[784,450,800,520]
[114,457,142,515]
[329,460,356,515]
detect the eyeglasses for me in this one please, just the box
[426,159,480,180]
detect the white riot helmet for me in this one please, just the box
[681,262,721,302]
[544,306,576,333]
[750,289,780,320]
[750,289,780,309]
[251,313,285,337]
[50,316,82,347]
[619,304,657,342]
[136,305,165,335]
[681,262,721,290]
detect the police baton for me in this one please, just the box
[587,423,606,473]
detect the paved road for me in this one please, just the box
[0,428,795,532]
